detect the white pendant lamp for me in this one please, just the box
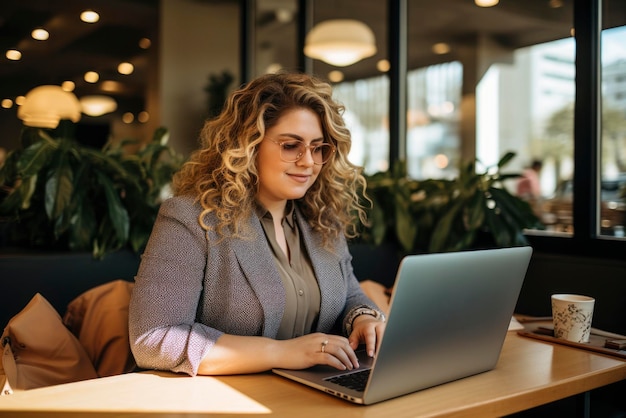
[17,85,81,129]
[80,95,118,117]
[304,19,377,67]
[475,0,499,6]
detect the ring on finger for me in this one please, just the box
[321,339,329,353]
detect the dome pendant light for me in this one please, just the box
[304,19,377,67]
[80,95,118,117]
[17,85,81,129]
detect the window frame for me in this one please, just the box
[526,0,626,259]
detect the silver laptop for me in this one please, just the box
[272,246,533,405]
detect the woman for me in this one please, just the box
[129,72,386,376]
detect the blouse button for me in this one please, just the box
[298,289,304,296]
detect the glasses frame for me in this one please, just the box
[267,137,336,165]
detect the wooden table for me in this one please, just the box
[0,331,625,418]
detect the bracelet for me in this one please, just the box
[345,305,386,335]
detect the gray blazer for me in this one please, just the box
[129,195,378,376]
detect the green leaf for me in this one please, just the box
[128,212,156,253]
[44,157,73,220]
[0,183,28,214]
[498,173,523,182]
[96,171,130,244]
[16,139,55,177]
[485,207,514,247]
[465,192,486,231]
[0,176,37,215]
[497,151,516,169]
[429,199,463,252]
[93,216,125,259]
[369,199,387,246]
[490,187,539,228]
[152,126,170,145]
[84,147,138,185]
[68,200,97,251]
[395,201,417,252]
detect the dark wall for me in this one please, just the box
[515,251,626,335]
[349,242,403,289]
[0,250,140,326]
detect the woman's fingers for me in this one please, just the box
[317,335,360,370]
[282,333,360,371]
[348,316,387,357]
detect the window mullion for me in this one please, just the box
[573,0,602,240]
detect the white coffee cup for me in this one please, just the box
[551,294,595,343]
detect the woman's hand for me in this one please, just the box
[277,333,360,371]
[347,315,386,357]
[198,332,359,375]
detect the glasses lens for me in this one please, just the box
[280,141,304,162]
[279,141,334,164]
[313,144,333,164]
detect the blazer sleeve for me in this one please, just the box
[335,235,384,334]
[128,196,222,376]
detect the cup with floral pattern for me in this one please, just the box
[551,294,595,343]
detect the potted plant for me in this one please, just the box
[355,152,543,255]
[0,123,184,259]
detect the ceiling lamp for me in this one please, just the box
[377,59,390,72]
[327,70,344,83]
[475,0,499,6]
[31,28,49,41]
[117,62,134,75]
[5,49,22,61]
[80,10,100,23]
[80,95,118,117]
[432,42,451,55]
[17,85,81,129]
[304,19,376,67]
[84,71,99,83]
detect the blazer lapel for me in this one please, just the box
[230,215,286,338]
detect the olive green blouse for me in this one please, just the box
[256,201,321,339]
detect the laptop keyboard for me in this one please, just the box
[326,368,371,392]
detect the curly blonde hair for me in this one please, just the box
[172,72,369,246]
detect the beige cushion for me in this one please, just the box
[63,280,136,377]
[1,293,97,394]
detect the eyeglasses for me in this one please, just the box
[267,138,336,165]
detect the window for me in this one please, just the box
[244,0,626,258]
[333,76,390,174]
[334,62,462,178]
[405,62,462,179]
[502,39,576,235]
[600,23,626,238]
